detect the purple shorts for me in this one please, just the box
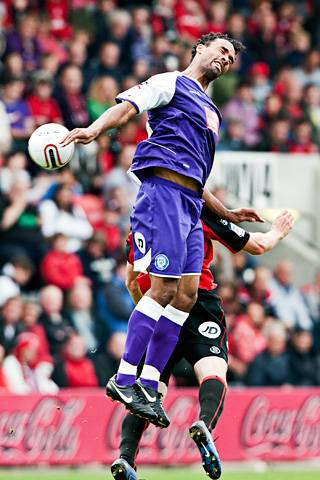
[131,176,204,278]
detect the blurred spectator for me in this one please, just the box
[27,70,62,127]
[66,280,105,354]
[88,42,122,83]
[0,151,29,194]
[259,117,290,152]
[288,327,317,386]
[78,232,116,290]
[288,119,318,153]
[0,175,43,263]
[40,233,83,290]
[268,260,312,330]
[2,332,58,394]
[302,271,320,323]
[0,100,12,155]
[222,82,259,146]
[96,259,134,334]
[302,83,320,136]
[53,333,98,388]
[294,50,320,87]
[217,118,247,151]
[87,75,118,122]
[22,301,51,361]
[0,296,24,353]
[5,14,41,71]
[55,65,89,131]
[104,144,139,208]
[1,76,34,151]
[39,285,73,356]
[3,52,24,78]
[249,62,271,111]
[0,344,7,390]
[39,183,93,252]
[229,302,268,383]
[0,255,35,300]
[247,322,290,386]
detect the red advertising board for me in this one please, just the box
[0,387,319,465]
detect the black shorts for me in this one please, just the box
[161,289,228,385]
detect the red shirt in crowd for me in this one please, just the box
[63,354,98,387]
[41,251,83,290]
[27,94,62,126]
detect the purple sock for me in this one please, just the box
[140,305,189,390]
[116,296,164,386]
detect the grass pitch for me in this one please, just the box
[0,469,319,480]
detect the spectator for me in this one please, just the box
[238,266,275,315]
[229,302,268,383]
[5,14,41,71]
[22,301,51,362]
[66,280,105,354]
[0,100,12,155]
[0,151,29,194]
[222,82,259,146]
[0,254,35,299]
[0,296,24,353]
[39,183,93,252]
[247,322,290,386]
[294,50,320,87]
[40,233,83,290]
[1,76,34,151]
[302,271,320,323]
[87,75,118,122]
[302,83,320,135]
[0,345,7,390]
[27,70,62,127]
[288,327,317,386]
[55,65,89,131]
[259,117,290,152]
[249,62,271,111]
[3,52,24,78]
[78,232,116,290]
[268,260,312,330]
[96,259,134,334]
[217,118,247,151]
[0,174,44,263]
[2,332,58,394]
[53,333,98,388]
[288,119,318,153]
[88,42,122,83]
[39,285,73,356]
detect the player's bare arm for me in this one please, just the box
[126,263,143,305]
[243,210,294,255]
[203,187,265,224]
[60,101,137,146]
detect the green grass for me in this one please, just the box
[0,469,319,480]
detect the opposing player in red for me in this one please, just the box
[111,208,294,480]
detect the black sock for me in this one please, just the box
[119,413,149,467]
[199,376,227,432]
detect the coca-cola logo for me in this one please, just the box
[241,395,320,457]
[0,397,85,460]
[105,394,200,462]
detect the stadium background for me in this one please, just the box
[0,0,319,477]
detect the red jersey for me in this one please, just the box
[127,208,250,295]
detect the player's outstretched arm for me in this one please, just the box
[203,187,265,224]
[243,210,294,255]
[60,101,137,146]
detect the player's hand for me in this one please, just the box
[60,127,99,146]
[226,208,265,224]
[271,210,295,239]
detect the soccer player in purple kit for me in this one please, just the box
[61,33,262,426]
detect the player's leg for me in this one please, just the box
[138,218,203,395]
[111,349,178,480]
[183,291,228,479]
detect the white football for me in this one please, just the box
[28,123,75,170]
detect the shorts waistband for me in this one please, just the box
[144,175,202,198]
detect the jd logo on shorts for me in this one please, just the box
[210,346,221,354]
[198,321,221,339]
[154,254,170,271]
[134,232,146,254]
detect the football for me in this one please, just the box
[28,123,75,170]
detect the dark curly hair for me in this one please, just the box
[191,32,246,59]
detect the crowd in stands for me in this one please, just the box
[0,0,320,393]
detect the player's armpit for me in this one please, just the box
[126,262,143,305]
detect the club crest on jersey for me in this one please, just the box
[198,321,221,339]
[134,232,146,254]
[210,346,221,354]
[154,254,170,271]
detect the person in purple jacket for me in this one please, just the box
[61,32,261,426]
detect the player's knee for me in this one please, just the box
[150,280,178,306]
[173,290,198,312]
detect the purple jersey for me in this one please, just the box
[116,71,221,188]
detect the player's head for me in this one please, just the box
[191,32,245,81]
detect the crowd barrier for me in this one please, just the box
[0,387,319,465]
